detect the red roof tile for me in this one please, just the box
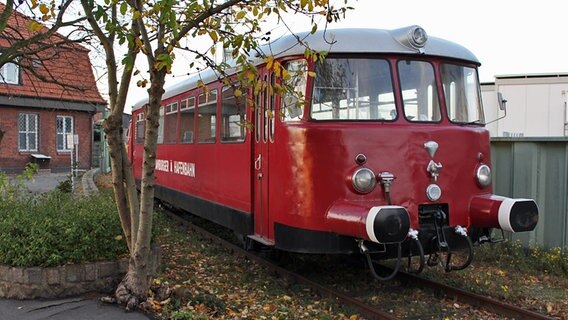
[0,2,106,105]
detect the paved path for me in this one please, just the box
[15,171,69,193]
[0,296,149,320]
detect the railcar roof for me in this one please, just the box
[132,26,479,111]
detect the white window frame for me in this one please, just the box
[56,115,74,152]
[18,113,38,152]
[0,61,20,84]
[157,106,164,144]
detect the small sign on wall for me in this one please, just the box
[66,134,79,149]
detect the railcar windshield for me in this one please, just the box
[398,60,441,122]
[311,58,396,121]
[303,57,484,124]
[440,64,484,124]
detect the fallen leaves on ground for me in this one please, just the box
[146,221,361,319]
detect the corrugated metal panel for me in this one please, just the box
[491,137,568,249]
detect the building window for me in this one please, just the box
[18,113,38,152]
[56,115,74,151]
[0,62,20,84]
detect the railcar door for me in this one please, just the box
[253,72,275,244]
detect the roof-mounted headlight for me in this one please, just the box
[392,25,428,53]
[409,26,428,48]
[352,168,377,194]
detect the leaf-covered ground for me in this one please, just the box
[147,217,362,319]
[147,215,567,319]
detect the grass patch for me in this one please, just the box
[475,240,567,276]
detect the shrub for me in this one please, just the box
[0,190,128,267]
[56,177,73,193]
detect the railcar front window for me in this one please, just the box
[311,58,395,121]
[398,60,441,122]
[440,64,484,124]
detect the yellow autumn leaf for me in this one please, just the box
[209,31,218,42]
[236,11,246,20]
[28,21,42,32]
[265,56,274,70]
[39,3,49,14]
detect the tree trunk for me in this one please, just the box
[114,64,166,307]
[115,257,149,310]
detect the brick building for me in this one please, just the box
[0,2,106,173]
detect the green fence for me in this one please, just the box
[491,137,568,249]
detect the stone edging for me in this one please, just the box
[0,246,161,299]
[81,168,100,196]
[0,259,128,299]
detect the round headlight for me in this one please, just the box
[409,26,428,48]
[352,168,377,194]
[426,184,442,201]
[476,164,492,187]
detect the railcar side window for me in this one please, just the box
[221,85,246,142]
[165,102,178,143]
[311,58,396,121]
[398,60,441,122]
[263,74,269,142]
[197,89,218,143]
[157,106,165,144]
[269,72,275,142]
[440,64,484,124]
[179,97,195,143]
[281,60,307,121]
[135,112,144,144]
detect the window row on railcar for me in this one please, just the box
[134,85,248,145]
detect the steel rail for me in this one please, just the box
[393,268,554,320]
[165,209,397,320]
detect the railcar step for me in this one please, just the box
[247,235,275,246]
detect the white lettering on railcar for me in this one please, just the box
[155,159,170,172]
[173,161,195,177]
[155,159,195,177]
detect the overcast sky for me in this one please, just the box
[126,0,568,109]
[325,0,568,82]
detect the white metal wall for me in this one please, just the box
[481,74,568,137]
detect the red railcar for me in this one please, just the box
[129,26,538,276]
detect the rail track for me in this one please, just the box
[164,208,554,319]
[391,269,554,319]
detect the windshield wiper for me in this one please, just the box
[459,119,484,126]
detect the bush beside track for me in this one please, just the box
[0,170,127,268]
